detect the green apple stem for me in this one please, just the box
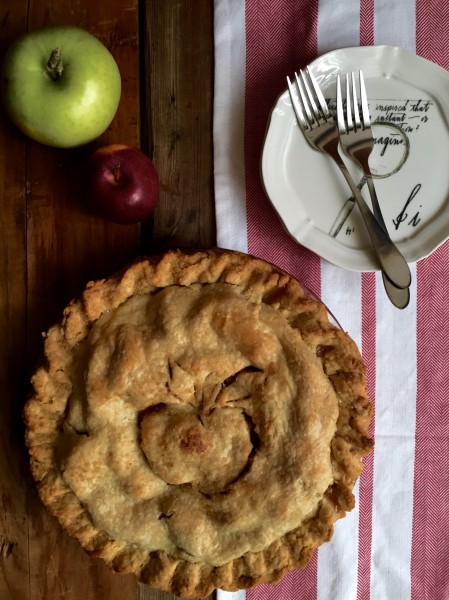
[47,47,63,81]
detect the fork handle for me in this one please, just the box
[332,157,411,290]
[365,175,387,231]
[364,175,410,307]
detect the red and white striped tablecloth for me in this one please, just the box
[213,1,449,599]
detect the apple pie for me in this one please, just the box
[24,249,373,598]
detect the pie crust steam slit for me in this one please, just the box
[24,249,373,598]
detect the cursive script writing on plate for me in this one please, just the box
[392,184,422,230]
[327,96,432,239]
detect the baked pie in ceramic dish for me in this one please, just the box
[24,249,373,599]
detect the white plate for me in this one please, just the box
[261,45,449,272]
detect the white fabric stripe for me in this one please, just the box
[320,264,362,600]
[317,481,361,600]
[317,0,361,54]
[320,263,363,348]
[370,266,417,600]
[213,0,247,253]
[215,1,247,595]
[374,0,416,52]
[370,4,417,599]
[317,2,362,599]
[217,591,247,600]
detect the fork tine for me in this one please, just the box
[298,69,322,123]
[345,74,354,131]
[359,70,370,129]
[351,72,361,129]
[294,71,315,125]
[306,66,331,119]
[287,75,310,130]
[336,74,346,134]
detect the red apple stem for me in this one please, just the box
[47,47,64,81]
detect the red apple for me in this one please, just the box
[87,144,159,224]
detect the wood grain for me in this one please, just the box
[0,0,216,598]
[0,3,30,600]
[26,0,142,363]
[141,0,216,252]
[24,0,141,598]
[139,5,216,599]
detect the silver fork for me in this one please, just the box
[287,67,410,307]
[337,71,387,231]
[336,71,411,305]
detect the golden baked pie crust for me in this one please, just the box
[24,249,373,598]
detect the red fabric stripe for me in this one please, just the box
[247,556,318,600]
[412,243,449,599]
[245,1,320,597]
[416,0,449,68]
[244,0,321,297]
[360,0,374,46]
[356,272,376,600]
[356,3,376,596]
[412,3,449,598]
[412,242,449,599]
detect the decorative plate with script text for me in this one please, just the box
[262,45,449,271]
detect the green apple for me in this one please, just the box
[1,25,121,148]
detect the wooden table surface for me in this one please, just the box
[0,1,216,598]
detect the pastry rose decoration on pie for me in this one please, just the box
[24,249,373,599]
